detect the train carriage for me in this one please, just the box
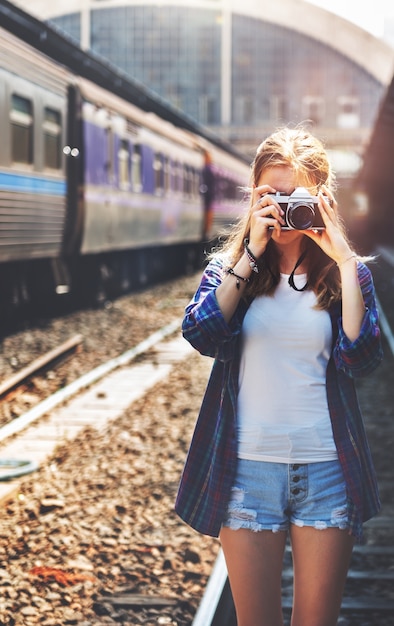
[71,79,205,256]
[0,10,250,320]
[0,28,68,260]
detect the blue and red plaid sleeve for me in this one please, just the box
[182,257,244,361]
[333,263,383,378]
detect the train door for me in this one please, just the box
[62,83,84,256]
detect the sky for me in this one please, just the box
[306,0,394,38]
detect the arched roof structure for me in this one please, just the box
[12,0,394,85]
[11,0,394,166]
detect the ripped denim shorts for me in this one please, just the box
[222,458,350,533]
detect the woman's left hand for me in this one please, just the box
[303,186,353,264]
[306,186,366,343]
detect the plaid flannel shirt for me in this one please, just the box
[175,257,383,541]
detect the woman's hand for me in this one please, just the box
[247,184,285,258]
[303,186,353,263]
[305,186,365,342]
[214,184,284,323]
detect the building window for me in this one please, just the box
[43,107,62,169]
[234,96,254,124]
[199,95,217,125]
[11,94,33,164]
[270,96,288,122]
[302,96,325,125]
[336,96,360,129]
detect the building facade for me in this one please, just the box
[12,0,394,160]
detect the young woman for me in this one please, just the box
[175,127,383,626]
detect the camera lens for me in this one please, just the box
[287,202,315,230]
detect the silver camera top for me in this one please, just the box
[271,186,325,230]
[274,187,318,204]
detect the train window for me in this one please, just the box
[183,165,187,195]
[183,165,193,197]
[118,139,130,187]
[163,156,170,194]
[153,153,164,194]
[172,161,182,193]
[224,177,238,201]
[131,144,142,191]
[191,168,199,197]
[10,94,33,164]
[175,162,182,192]
[43,108,62,169]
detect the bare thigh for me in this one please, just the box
[220,526,287,626]
[290,525,355,626]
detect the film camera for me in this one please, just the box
[268,187,326,230]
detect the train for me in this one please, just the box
[0,13,250,321]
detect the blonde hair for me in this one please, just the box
[251,127,334,191]
[218,126,352,310]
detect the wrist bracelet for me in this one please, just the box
[226,267,250,290]
[244,238,259,273]
[337,253,357,267]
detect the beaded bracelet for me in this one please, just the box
[337,253,357,267]
[243,238,259,273]
[226,267,250,290]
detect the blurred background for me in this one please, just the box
[9,0,394,243]
[1,0,393,322]
[9,0,394,156]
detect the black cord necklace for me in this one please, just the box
[287,250,308,292]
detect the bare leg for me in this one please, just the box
[289,525,355,626]
[220,526,287,626]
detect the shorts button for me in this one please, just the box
[292,476,300,483]
[291,487,301,495]
[292,464,301,470]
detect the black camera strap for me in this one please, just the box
[288,250,308,292]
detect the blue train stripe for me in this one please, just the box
[0,171,66,196]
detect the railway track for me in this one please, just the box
[0,260,392,624]
[0,334,83,399]
[0,319,183,483]
[193,249,394,626]
[0,335,217,625]
[0,334,83,422]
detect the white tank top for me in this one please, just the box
[237,273,338,463]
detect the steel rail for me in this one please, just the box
[0,319,180,444]
[192,281,394,625]
[0,334,83,398]
[192,550,236,626]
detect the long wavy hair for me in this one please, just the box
[217,127,354,311]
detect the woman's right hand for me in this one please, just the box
[248,185,285,257]
[215,186,284,323]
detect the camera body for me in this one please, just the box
[270,187,325,230]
